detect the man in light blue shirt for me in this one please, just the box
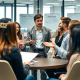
[44,17,71,78]
[44,17,71,59]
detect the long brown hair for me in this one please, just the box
[67,20,80,60]
[7,22,18,47]
[15,22,22,40]
[0,22,17,58]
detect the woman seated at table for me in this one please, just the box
[44,21,80,80]
[0,21,35,80]
[15,22,26,51]
[51,23,63,58]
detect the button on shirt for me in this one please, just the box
[35,26,44,49]
[54,31,70,59]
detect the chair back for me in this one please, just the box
[0,60,17,80]
[66,61,80,80]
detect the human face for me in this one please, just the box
[60,20,64,31]
[58,25,62,33]
[16,24,20,34]
[34,17,43,27]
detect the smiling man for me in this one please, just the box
[26,14,51,80]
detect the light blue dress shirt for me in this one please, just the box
[54,31,70,59]
[35,26,44,49]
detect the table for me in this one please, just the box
[30,58,68,70]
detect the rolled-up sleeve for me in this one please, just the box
[54,45,68,59]
[54,35,70,59]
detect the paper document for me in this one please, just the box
[20,52,39,63]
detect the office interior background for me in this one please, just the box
[0,0,79,32]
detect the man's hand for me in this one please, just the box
[20,40,27,45]
[59,74,66,79]
[24,62,30,67]
[43,39,56,48]
[29,37,35,44]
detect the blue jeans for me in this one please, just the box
[46,78,60,80]
[25,75,35,80]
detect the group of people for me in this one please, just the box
[44,18,80,80]
[0,13,80,80]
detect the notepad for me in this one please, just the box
[20,52,39,63]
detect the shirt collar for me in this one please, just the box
[35,26,43,31]
[63,31,69,37]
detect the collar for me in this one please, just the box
[35,26,43,31]
[63,31,69,37]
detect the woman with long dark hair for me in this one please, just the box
[0,20,35,80]
[51,23,63,58]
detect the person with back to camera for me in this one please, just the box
[51,23,63,58]
[0,19,35,80]
[44,20,80,80]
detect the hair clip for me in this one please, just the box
[0,23,7,28]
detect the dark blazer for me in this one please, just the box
[26,26,51,57]
[1,46,29,80]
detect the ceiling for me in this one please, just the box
[0,0,80,6]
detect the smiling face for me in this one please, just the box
[34,17,43,27]
[60,20,64,31]
[58,24,63,33]
[16,24,20,34]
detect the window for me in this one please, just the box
[6,7,11,18]
[16,7,27,23]
[65,6,75,17]
[0,7,4,19]
[43,6,50,25]
[29,5,33,14]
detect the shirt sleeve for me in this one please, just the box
[11,48,30,80]
[46,29,51,52]
[54,45,68,59]
[25,28,31,46]
[54,37,69,59]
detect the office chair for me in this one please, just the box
[0,60,17,80]
[66,61,80,80]
[47,61,80,80]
